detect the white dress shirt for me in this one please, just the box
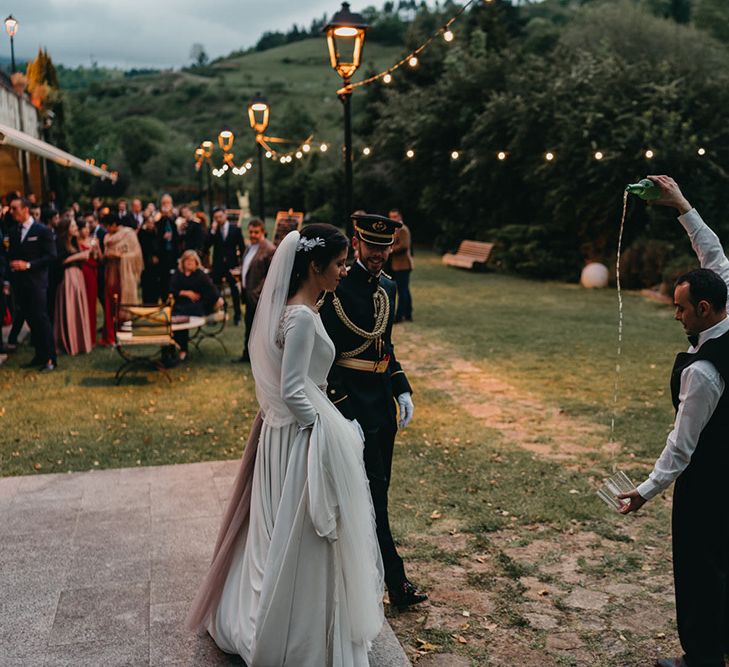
[241,243,259,289]
[220,221,229,241]
[637,209,729,500]
[20,217,34,242]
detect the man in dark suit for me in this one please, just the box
[235,218,275,362]
[121,198,143,230]
[0,221,9,353]
[8,196,57,372]
[206,207,244,325]
[155,194,180,300]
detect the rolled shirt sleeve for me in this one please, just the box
[637,362,725,500]
[678,209,729,304]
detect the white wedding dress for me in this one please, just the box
[194,231,384,667]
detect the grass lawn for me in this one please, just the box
[1,253,687,665]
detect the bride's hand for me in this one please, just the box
[349,419,365,443]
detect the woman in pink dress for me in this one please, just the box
[53,218,93,355]
[77,217,100,344]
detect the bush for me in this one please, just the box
[619,238,676,289]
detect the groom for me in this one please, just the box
[618,176,729,667]
[320,212,427,610]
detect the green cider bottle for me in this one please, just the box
[625,178,661,200]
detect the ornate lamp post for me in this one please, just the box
[4,15,17,73]
[324,2,368,237]
[218,126,235,210]
[201,140,214,215]
[247,92,269,221]
[194,146,205,211]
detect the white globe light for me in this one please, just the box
[383,73,392,84]
[581,262,610,289]
[443,30,454,43]
[408,56,418,68]
[451,150,459,160]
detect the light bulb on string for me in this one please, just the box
[497,151,507,161]
[408,56,418,68]
[286,155,293,163]
[645,149,655,159]
[280,157,286,164]
[451,150,460,160]
[383,73,392,84]
[545,152,555,162]
[443,30,454,43]
[320,143,328,152]
[245,161,252,169]
[302,144,311,153]
[265,151,272,159]
[296,151,303,159]
[406,149,415,159]
[594,151,604,161]
[698,147,707,156]
[363,146,371,156]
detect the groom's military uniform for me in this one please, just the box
[320,213,426,607]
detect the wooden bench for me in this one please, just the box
[442,240,495,270]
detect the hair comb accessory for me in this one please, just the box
[297,237,326,252]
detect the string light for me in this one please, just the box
[363,146,371,156]
[545,152,555,161]
[320,143,328,152]
[295,151,303,159]
[451,150,460,160]
[698,147,706,156]
[408,56,418,68]
[383,73,392,84]
[406,149,415,159]
[302,143,311,153]
[594,151,604,160]
[443,30,454,42]
[645,149,655,159]
[497,151,507,161]
[265,151,272,158]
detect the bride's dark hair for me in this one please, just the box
[288,223,348,297]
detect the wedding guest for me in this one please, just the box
[138,215,161,303]
[206,207,244,325]
[127,198,144,230]
[235,218,275,363]
[53,218,93,355]
[77,217,100,344]
[178,205,206,258]
[91,196,103,218]
[0,223,9,353]
[87,211,107,324]
[8,195,57,372]
[30,203,41,224]
[618,175,729,667]
[116,198,129,226]
[155,193,179,301]
[388,208,414,323]
[101,214,143,345]
[169,250,222,361]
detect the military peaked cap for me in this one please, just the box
[351,212,403,246]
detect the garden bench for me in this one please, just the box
[442,240,495,270]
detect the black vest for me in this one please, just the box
[670,328,729,477]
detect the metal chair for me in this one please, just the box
[190,297,229,354]
[113,296,178,384]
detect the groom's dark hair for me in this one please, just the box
[288,224,348,298]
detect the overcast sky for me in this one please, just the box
[8,0,338,69]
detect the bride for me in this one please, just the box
[187,224,385,666]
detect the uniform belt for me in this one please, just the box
[336,357,389,373]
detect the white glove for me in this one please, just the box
[349,419,365,443]
[397,393,414,429]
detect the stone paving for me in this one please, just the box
[0,461,410,666]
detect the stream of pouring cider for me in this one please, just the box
[597,179,662,510]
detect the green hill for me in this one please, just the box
[65,38,404,199]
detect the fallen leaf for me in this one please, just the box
[430,511,442,520]
[462,610,471,617]
[453,634,468,644]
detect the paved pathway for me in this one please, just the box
[0,461,410,666]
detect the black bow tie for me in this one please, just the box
[688,335,699,348]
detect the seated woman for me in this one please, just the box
[169,250,223,360]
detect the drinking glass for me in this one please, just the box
[596,470,636,511]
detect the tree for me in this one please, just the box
[694,0,729,43]
[189,43,209,67]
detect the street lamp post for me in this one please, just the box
[194,146,205,211]
[201,140,214,215]
[247,92,269,221]
[218,127,234,210]
[4,15,17,73]
[324,2,368,238]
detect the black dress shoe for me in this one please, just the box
[39,362,56,373]
[388,579,428,610]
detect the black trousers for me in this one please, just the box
[672,472,729,667]
[16,284,55,363]
[141,267,160,304]
[241,297,256,358]
[213,269,241,321]
[392,269,413,320]
[362,420,406,590]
